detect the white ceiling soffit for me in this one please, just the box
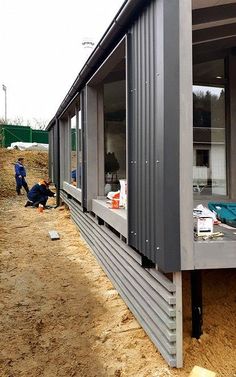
[192,0,235,10]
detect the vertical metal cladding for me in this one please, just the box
[48,128,53,181]
[128,0,181,272]
[49,125,56,184]
[81,89,87,209]
[59,119,65,188]
[54,119,61,205]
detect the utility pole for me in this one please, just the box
[2,84,7,123]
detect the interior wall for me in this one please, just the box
[105,120,126,179]
[104,79,126,183]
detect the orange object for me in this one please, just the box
[37,205,44,213]
[112,198,120,209]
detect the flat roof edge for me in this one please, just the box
[47,0,150,128]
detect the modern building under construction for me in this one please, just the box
[47,0,236,367]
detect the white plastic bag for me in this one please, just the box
[193,204,217,222]
[119,179,127,209]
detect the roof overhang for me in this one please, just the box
[47,0,236,131]
[46,0,150,130]
[192,1,236,63]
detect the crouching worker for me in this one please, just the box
[25,179,56,208]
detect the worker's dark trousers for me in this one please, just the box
[32,199,47,208]
[27,192,48,208]
[15,175,29,195]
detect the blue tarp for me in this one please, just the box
[208,202,236,227]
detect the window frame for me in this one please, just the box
[193,57,229,198]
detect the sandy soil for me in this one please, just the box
[0,149,236,377]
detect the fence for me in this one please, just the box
[0,124,48,148]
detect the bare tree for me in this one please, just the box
[31,118,48,130]
[0,117,48,129]
[12,116,25,126]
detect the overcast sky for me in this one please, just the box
[0,0,124,127]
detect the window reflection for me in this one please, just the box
[70,115,77,186]
[104,79,126,194]
[193,85,226,195]
[78,110,82,189]
[70,110,82,189]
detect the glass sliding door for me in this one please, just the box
[193,60,227,196]
[77,109,82,189]
[104,79,126,194]
[70,115,77,186]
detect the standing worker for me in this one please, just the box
[14,157,29,195]
[25,179,56,208]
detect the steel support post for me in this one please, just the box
[191,270,203,339]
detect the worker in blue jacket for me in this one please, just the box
[25,179,56,208]
[71,165,82,186]
[71,169,76,186]
[14,157,29,195]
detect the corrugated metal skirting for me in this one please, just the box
[61,192,179,367]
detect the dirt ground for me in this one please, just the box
[0,148,236,377]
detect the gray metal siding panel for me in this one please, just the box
[60,191,179,367]
[163,0,181,271]
[84,86,99,211]
[127,0,181,272]
[53,121,60,193]
[48,129,53,182]
[81,89,87,209]
[59,120,65,189]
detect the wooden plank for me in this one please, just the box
[48,230,60,240]
[189,366,217,377]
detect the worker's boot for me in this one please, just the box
[24,200,33,207]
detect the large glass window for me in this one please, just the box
[69,110,82,189]
[86,39,126,205]
[104,79,126,194]
[77,109,82,189]
[98,51,126,196]
[193,60,227,196]
[70,115,77,186]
